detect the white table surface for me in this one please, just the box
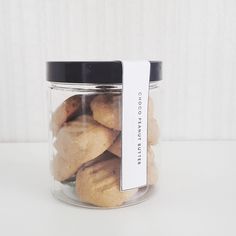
[0,141,235,236]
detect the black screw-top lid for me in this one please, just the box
[47,61,162,84]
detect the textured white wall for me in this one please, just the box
[0,0,235,142]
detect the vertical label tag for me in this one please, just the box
[121,61,150,191]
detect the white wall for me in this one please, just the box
[0,0,235,142]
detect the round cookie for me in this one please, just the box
[54,115,119,170]
[90,95,121,130]
[76,157,137,207]
[51,95,81,135]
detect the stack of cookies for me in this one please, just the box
[51,94,159,207]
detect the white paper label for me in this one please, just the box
[121,61,150,191]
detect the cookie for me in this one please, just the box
[51,95,81,135]
[54,115,119,171]
[76,157,137,207]
[90,95,121,130]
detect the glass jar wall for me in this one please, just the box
[47,61,162,208]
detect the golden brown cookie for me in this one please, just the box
[90,95,121,130]
[76,157,137,207]
[51,95,81,135]
[108,135,121,157]
[54,115,119,171]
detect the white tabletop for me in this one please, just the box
[0,141,235,236]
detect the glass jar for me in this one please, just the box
[47,61,162,208]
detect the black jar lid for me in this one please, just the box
[47,61,162,84]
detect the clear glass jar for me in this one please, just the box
[47,61,162,208]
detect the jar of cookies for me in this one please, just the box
[47,61,162,208]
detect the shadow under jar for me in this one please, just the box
[47,61,162,208]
